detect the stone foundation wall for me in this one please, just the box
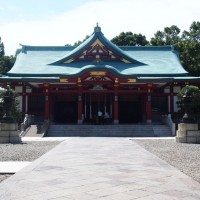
[176,123,200,143]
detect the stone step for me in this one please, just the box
[46,124,172,137]
[152,125,172,136]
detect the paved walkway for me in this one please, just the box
[1,138,200,200]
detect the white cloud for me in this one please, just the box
[1,0,200,55]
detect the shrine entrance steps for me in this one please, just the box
[45,124,172,137]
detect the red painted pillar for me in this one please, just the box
[22,84,26,114]
[77,79,83,124]
[44,95,50,120]
[113,95,119,124]
[44,86,50,120]
[146,95,152,124]
[113,81,119,124]
[49,94,53,121]
[77,95,83,124]
[170,85,174,113]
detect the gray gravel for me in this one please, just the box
[0,141,61,183]
[133,139,200,183]
[0,141,61,161]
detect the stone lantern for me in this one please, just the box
[1,85,15,123]
[176,85,200,143]
[0,85,21,143]
[181,85,193,123]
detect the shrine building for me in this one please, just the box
[1,25,200,124]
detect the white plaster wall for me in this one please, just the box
[26,88,32,93]
[173,86,181,93]
[15,86,22,93]
[164,86,170,93]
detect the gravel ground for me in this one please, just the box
[133,139,200,183]
[0,141,61,183]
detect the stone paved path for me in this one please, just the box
[0,138,200,200]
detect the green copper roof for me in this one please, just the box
[6,25,188,78]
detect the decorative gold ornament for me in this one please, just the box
[60,79,68,83]
[90,71,106,76]
[127,79,136,83]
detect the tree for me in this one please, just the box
[177,21,200,76]
[0,37,5,57]
[0,55,15,75]
[0,37,16,75]
[150,25,181,45]
[111,32,149,46]
[177,40,200,76]
[182,21,200,41]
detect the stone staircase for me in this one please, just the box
[46,124,172,137]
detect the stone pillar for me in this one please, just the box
[0,123,21,143]
[113,95,119,124]
[146,95,152,124]
[77,95,83,124]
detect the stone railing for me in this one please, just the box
[19,115,34,137]
[166,114,176,136]
[41,120,50,137]
[163,114,176,136]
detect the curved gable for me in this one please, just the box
[49,25,145,65]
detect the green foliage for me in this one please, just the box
[177,40,200,76]
[111,32,149,46]
[0,37,16,75]
[0,55,16,75]
[177,85,199,99]
[192,92,200,121]
[182,21,200,41]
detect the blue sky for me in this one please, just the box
[0,0,91,22]
[0,0,200,55]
